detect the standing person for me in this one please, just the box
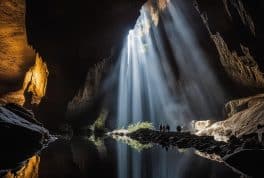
[176,125,182,132]
[166,124,170,132]
[162,125,166,132]
[159,123,163,132]
[257,124,263,143]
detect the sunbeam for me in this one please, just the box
[115,0,224,130]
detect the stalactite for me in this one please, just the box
[194,0,264,88]
[222,0,256,36]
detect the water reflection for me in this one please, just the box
[116,140,240,178]
[38,137,115,178]
[1,137,241,178]
[3,156,40,178]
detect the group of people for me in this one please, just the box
[159,124,182,133]
[159,124,170,132]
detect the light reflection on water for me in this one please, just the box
[116,140,239,178]
[2,137,240,178]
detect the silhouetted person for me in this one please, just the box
[166,124,170,132]
[162,125,166,132]
[159,124,163,132]
[257,124,263,143]
[176,125,182,132]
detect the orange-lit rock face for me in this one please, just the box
[23,54,49,105]
[0,54,49,106]
[0,0,49,106]
[0,0,35,82]
[3,155,40,178]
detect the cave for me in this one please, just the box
[0,0,263,178]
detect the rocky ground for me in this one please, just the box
[112,128,263,177]
[125,128,263,157]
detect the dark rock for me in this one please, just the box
[4,103,42,126]
[0,105,51,170]
[224,149,264,178]
[127,128,263,159]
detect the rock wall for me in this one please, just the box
[66,58,109,121]
[194,0,264,88]
[0,55,49,106]
[26,0,146,129]
[0,0,35,92]
[0,0,49,107]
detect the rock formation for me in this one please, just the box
[0,55,49,106]
[66,58,110,122]
[223,0,256,36]
[194,94,264,141]
[194,0,264,88]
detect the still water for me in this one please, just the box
[31,136,240,178]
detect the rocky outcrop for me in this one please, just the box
[0,55,49,106]
[0,104,51,170]
[194,94,264,141]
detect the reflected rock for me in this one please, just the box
[3,155,40,178]
[0,104,50,170]
[224,149,264,178]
